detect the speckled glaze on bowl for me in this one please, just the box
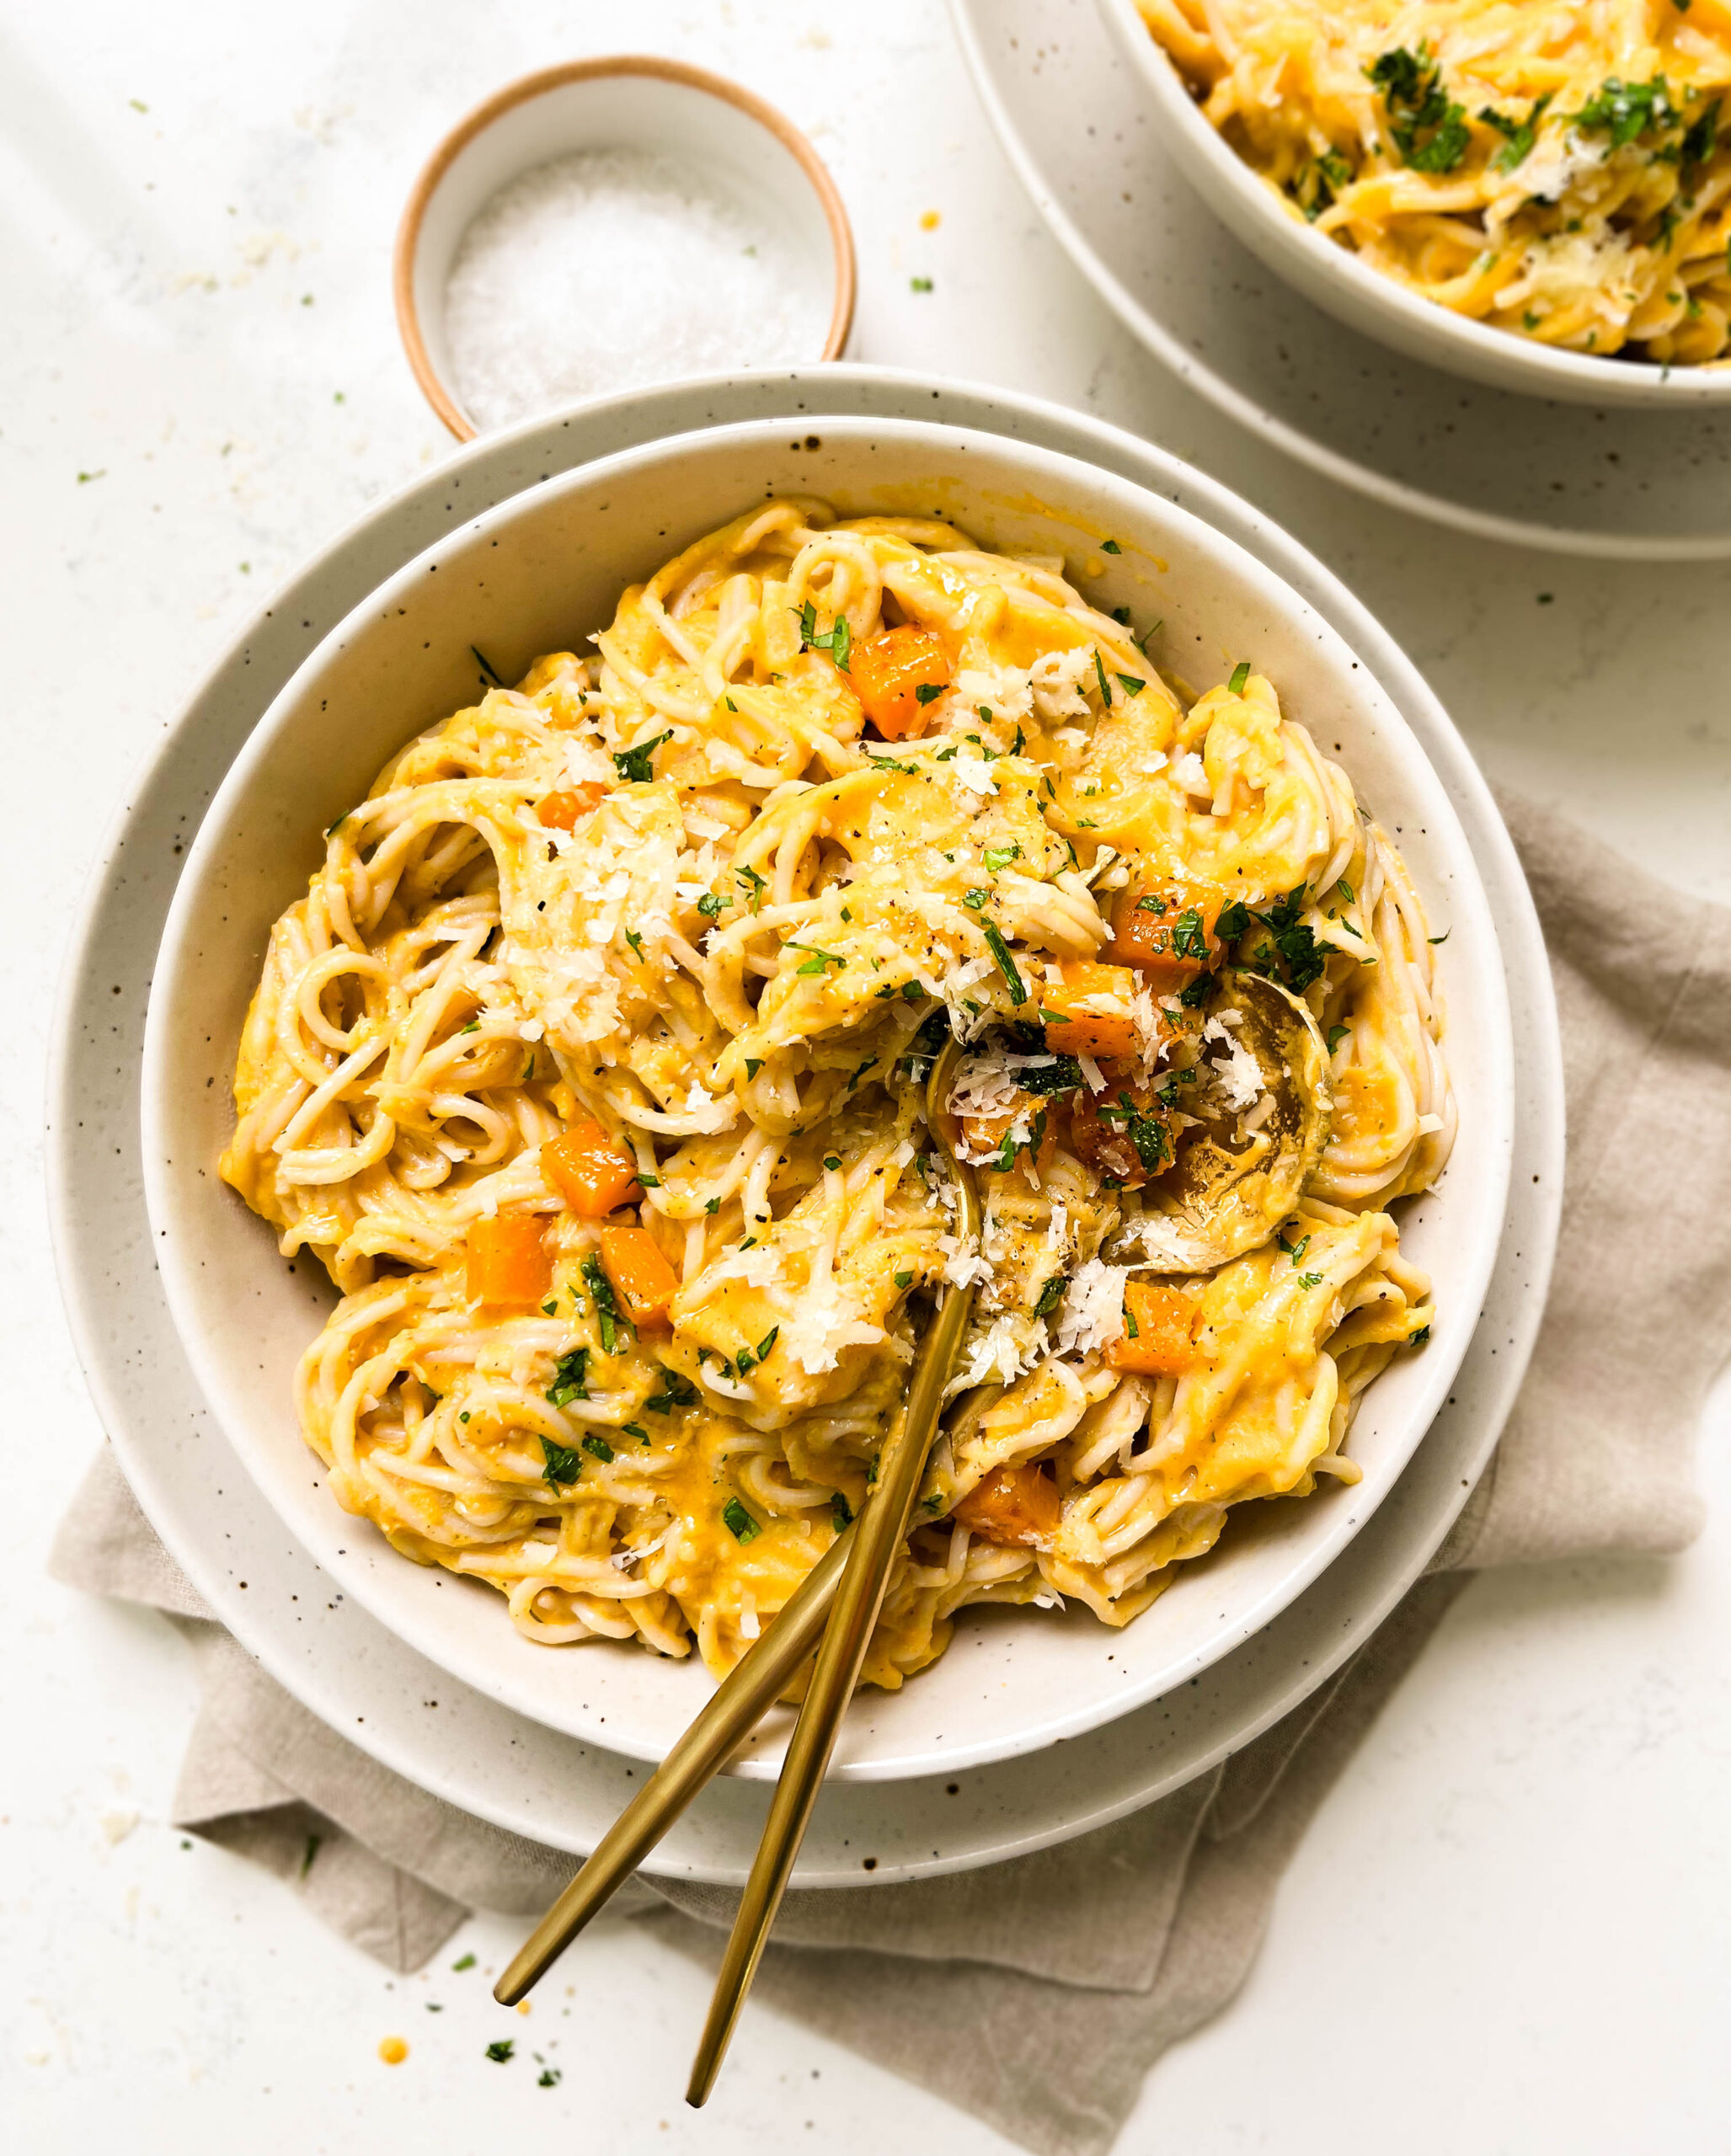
[138,411,1513,1782]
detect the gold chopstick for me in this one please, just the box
[687,1041,980,2105]
[493,1521,854,2006]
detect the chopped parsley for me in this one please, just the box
[1411,1324,1432,1345]
[1368,45,1471,173]
[1572,75,1677,151]
[963,886,991,910]
[894,1269,915,1289]
[1245,888,1331,993]
[1278,1230,1312,1267]
[983,842,1021,873]
[1227,659,1252,695]
[1099,1092,1170,1173]
[645,1370,698,1413]
[735,1327,779,1375]
[903,1009,951,1083]
[452,1953,477,1972]
[1172,906,1210,960]
[1479,93,1552,172]
[580,1253,622,1353]
[1093,649,1113,706]
[612,730,671,783]
[735,862,767,911]
[697,891,729,920]
[910,275,933,291]
[1296,1271,1324,1290]
[915,680,944,704]
[831,1492,853,1532]
[847,1055,879,1091]
[1101,537,1122,553]
[1115,673,1146,696]
[1215,899,1252,941]
[582,1433,615,1463]
[541,1436,583,1486]
[485,2041,515,2063]
[1293,147,1354,218]
[546,1348,590,1406]
[1034,1274,1065,1316]
[723,1497,761,1543]
[982,925,1027,1005]
[795,600,852,671]
[1326,1023,1351,1054]
[471,644,505,686]
[1017,1052,1084,1097]
[1683,95,1721,170]
[622,927,644,958]
[745,1057,763,1079]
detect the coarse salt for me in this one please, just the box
[445,148,828,431]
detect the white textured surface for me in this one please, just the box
[5,4,1730,2153]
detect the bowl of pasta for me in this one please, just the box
[1099,0,1731,405]
[142,414,1512,1779]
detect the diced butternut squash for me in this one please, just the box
[537,782,606,830]
[960,1096,1057,1188]
[1108,1282,1196,1375]
[599,1225,680,1331]
[1106,888,1222,990]
[543,1119,643,1215]
[954,1462,1063,1549]
[466,1214,551,1306]
[1042,959,1142,1060]
[1066,1080,1170,1188]
[849,627,952,739]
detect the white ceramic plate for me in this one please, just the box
[141,414,1512,1781]
[51,366,1562,1879]
[951,0,1731,558]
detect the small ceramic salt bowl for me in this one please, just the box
[395,56,856,440]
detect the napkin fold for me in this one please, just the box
[50,795,1731,2156]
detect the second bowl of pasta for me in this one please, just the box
[1100,0,1731,405]
[142,413,1513,1778]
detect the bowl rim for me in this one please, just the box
[393,55,858,440]
[138,405,1515,1779]
[1097,0,1731,408]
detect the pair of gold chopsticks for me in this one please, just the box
[494,1039,982,2102]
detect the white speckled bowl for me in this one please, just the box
[1097,0,1731,409]
[141,414,1513,1780]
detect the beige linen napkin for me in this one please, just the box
[50,795,1731,2156]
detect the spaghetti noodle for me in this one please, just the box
[222,501,1451,1687]
[1135,0,1731,365]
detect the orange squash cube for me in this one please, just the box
[537,782,606,830]
[544,1120,644,1216]
[466,1214,552,1306]
[849,627,952,740]
[599,1225,680,1330]
[1042,960,1142,1060]
[1107,1282,1195,1375]
[1105,888,1223,991]
[954,1462,1062,1548]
